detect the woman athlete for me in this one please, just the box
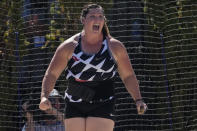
[39,3,147,131]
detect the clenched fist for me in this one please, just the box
[39,97,52,111]
[136,100,148,115]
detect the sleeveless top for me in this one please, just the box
[65,35,117,81]
[64,35,117,102]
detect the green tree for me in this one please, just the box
[0,0,24,130]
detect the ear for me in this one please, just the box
[81,17,85,25]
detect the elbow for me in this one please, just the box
[122,74,137,82]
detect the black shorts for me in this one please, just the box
[64,98,115,121]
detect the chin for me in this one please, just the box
[92,30,101,34]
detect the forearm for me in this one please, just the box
[25,113,35,131]
[41,73,57,98]
[123,74,142,101]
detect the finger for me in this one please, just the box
[47,101,52,109]
[39,102,50,110]
[138,105,147,114]
[44,100,52,109]
[22,101,29,110]
[139,105,145,114]
[39,103,45,110]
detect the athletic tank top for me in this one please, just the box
[65,35,117,81]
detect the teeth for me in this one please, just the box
[93,24,99,31]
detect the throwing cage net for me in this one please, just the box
[0,0,196,131]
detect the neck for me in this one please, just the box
[81,30,104,54]
[82,30,103,45]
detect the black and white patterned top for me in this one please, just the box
[65,35,117,81]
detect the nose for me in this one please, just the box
[94,16,103,22]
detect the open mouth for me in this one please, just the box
[93,24,100,31]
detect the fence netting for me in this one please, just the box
[0,0,196,131]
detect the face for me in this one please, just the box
[50,98,61,109]
[29,14,38,26]
[82,8,105,34]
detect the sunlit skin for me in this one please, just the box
[82,8,105,34]
[39,5,147,131]
[80,8,105,55]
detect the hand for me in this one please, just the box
[136,100,148,115]
[22,101,33,121]
[22,101,30,111]
[39,97,52,111]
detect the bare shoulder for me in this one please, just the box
[56,33,80,59]
[107,37,127,59]
[59,33,80,50]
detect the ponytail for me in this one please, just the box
[102,21,110,37]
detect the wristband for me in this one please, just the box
[135,99,143,104]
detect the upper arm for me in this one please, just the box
[109,39,135,81]
[45,41,75,79]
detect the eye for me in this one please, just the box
[89,15,95,19]
[99,15,104,18]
